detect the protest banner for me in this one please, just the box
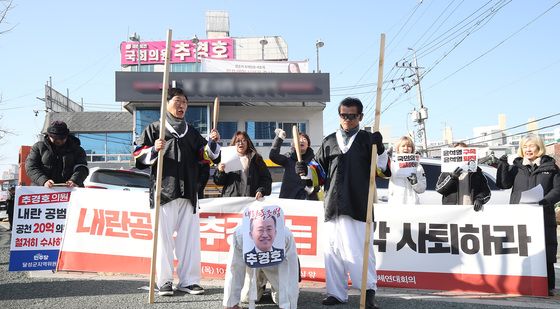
[392,154,420,177]
[58,188,152,274]
[9,186,72,271]
[58,192,548,296]
[441,147,478,172]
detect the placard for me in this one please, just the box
[441,148,478,173]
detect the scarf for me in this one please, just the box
[339,125,359,146]
[166,112,186,135]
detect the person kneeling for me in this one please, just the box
[223,206,299,309]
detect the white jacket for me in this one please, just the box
[388,160,426,205]
[223,226,299,308]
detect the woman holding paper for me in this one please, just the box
[213,131,272,199]
[496,134,560,296]
[269,128,325,200]
[435,142,491,210]
[388,136,426,204]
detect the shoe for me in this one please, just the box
[158,281,174,296]
[548,289,555,296]
[366,289,380,309]
[177,284,205,295]
[321,296,344,306]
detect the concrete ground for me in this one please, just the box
[1,211,560,308]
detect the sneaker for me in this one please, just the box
[158,281,174,296]
[177,284,205,295]
[321,295,344,306]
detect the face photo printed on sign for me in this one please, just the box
[242,203,285,268]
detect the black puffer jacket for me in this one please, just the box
[496,155,560,262]
[269,136,318,200]
[25,135,89,186]
[435,167,491,205]
[213,153,272,197]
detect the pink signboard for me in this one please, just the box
[120,38,234,65]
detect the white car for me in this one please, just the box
[83,167,150,192]
[377,158,511,205]
[270,158,511,205]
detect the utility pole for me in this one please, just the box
[396,48,429,156]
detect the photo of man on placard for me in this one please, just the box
[242,205,285,268]
[250,215,277,252]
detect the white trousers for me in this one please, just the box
[324,215,377,302]
[156,198,201,288]
[223,227,299,308]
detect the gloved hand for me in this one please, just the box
[295,161,308,176]
[499,154,508,163]
[301,178,314,195]
[452,167,463,178]
[371,131,385,155]
[407,173,418,185]
[387,147,394,159]
[274,128,286,140]
[473,199,484,212]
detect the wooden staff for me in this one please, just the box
[148,29,173,304]
[292,125,302,162]
[359,33,385,309]
[213,96,220,130]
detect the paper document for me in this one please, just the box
[220,146,243,172]
[519,184,544,204]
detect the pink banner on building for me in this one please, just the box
[120,38,234,65]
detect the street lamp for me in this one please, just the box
[192,35,200,71]
[315,39,324,73]
[259,37,268,60]
[129,32,141,72]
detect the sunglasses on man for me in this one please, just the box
[339,113,360,120]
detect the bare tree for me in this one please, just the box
[0,0,15,35]
[0,0,15,143]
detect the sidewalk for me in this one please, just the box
[2,216,560,308]
[25,267,560,308]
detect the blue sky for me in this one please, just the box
[1,0,559,173]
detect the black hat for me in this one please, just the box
[47,121,70,137]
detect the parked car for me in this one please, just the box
[83,167,150,192]
[270,158,511,205]
[0,190,7,211]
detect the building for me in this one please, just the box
[41,112,133,169]
[118,11,329,157]
[36,11,329,172]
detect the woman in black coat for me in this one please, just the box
[496,134,560,296]
[435,142,491,210]
[269,128,323,200]
[213,131,272,199]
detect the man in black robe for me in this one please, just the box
[297,97,389,308]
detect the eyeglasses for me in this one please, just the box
[339,113,360,120]
[235,139,248,145]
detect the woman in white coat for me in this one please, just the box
[388,136,426,204]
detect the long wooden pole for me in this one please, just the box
[292,125,302,162]
[359,33,385,309]
[148,29,173,304]
[213,96,220,130]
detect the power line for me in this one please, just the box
[424,0,560,90]
[426,113,560,151]
[427,122,560,151]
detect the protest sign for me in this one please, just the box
[9,186,72,271]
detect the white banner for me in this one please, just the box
[201,58,309,73]
[57,191,548,296]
